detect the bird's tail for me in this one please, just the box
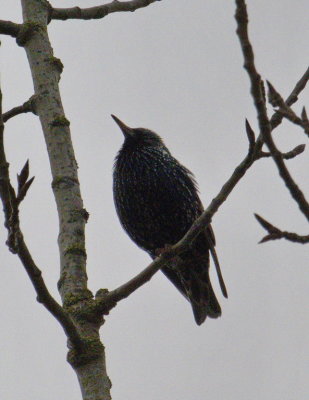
[160,249,221,325]
[189,270,222,325]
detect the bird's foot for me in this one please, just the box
[154,244,173,257]
[154,244,183,271]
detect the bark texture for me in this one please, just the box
[20,0,111,398]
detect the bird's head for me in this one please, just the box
[111,114,165,149]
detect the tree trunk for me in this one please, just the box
[20,0,111,398]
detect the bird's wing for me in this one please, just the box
[194,201,227,299]
[210,245,228,298]
[207,224,216,246]
[206,228,228,298]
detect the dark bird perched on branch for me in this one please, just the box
[112,115,227,325]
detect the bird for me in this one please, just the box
[112,115,227,325]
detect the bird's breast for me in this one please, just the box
[113,148,202,252]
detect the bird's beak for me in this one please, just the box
[111,115,134,138]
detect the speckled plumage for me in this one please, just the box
[112,115,227,325]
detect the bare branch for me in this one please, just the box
[96,68,309,313]
[99,147,256,313]
[249,67,309,163]
[235,0,309,222]
[269,67,309,132]
[255,214,309,244]
[20,1,112,394]
[0,20,21,37]
[0,89,83,350]
[17,160,30,189]
[96,252,171,313]
[284,69,309,107]
[98,147,256,312]
[3,96,37,123]
[17,176,35,204]
[0,97,16,250]
[51,0,161,21]
[16,237,84,349]
[245,119,256,155]
[267,81,308,134]
[93,8,309,318]
[258,144,306,160]
[301,107,309,137]
[97,149,257,312]
[267,80,287,108]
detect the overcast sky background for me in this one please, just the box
[0,1,308,399]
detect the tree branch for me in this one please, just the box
[245,119,256,155]
[3,96,37,123]
[257,144,306,160]
[96,253,171,313]
[0,20,21,37]
[21,0,89,305]
[267,80,309,136]
[268,67,309,133]
[16,237,85,348]
[98,142,256,313]
[96,67,309,313]
[0,89,83,350]
[255,214,309,244]
[301,107,309,138]
[21,1,111,397]
[249,67,309,160]
[235,0,309,222]
[50,0,161,21]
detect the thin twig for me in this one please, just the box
[3,96,37,123]
[282,68,309,110]
[0,89,83,350]
[245,119,256,155]
[0,20,21,37]
[257,144,306,160]
[255,214,309,244]
[51,0,161,21]
[254,70,309,154]
[235,0,309,222]
[96,253,171,313]
[17,236,84,348]
[301,107,309,137]
[267,80,307,133]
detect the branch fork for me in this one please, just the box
[255,214,309,244]
[235,0,309,238]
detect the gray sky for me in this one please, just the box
[0,1,308,399]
